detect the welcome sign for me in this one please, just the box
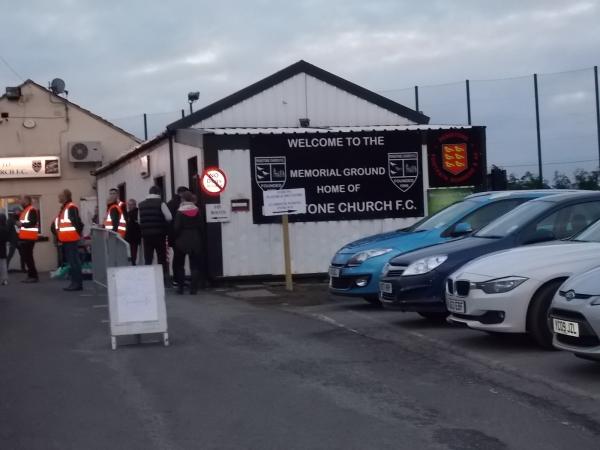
[249,130,424,223]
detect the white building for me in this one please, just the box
[95,60,483,279]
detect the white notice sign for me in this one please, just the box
[262,188,307,216]
[206,203,231,223]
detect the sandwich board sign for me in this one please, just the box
[107,265,168,349]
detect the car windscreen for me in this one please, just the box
[474,201,551,238]
[571,218,600,242]
[408,199,479,232]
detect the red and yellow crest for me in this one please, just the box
[442,143,468,175]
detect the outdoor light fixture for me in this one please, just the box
[188,91,200,114]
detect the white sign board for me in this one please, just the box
[262,188,307,216]
[0,156,61,179]
[107,265,168,349]
[206,203,231,223]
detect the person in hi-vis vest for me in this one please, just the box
[16,195,39,283]
[104,188,127,238]
[51,189,84,291]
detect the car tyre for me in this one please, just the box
[418,311,449,322]
[527,280,564,349]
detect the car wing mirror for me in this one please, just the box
[524,229,555,244]
[451,222,473,237]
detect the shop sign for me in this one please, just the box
[249,131,424,223]
[0,156,61,179]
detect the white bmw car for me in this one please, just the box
[446,221,600,347]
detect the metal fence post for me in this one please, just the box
[414,86,419,112]
[534,74,543,187]
[594,66,600,169]
[466,79,472,125]
[143,113,148,140]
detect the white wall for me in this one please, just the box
[172,142,204,190]
[97,140,172,208]
[193,74,417,129]
[217,149,419,276]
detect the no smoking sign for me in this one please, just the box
[200,167,227,196]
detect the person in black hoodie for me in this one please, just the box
[172,191,203,295]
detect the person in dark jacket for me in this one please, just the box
[138,185,172,285]
[124,199,141,265]
[173,191,203,294]
[0,213,9,285]
[167,186,190,284]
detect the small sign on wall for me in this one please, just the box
[206,203,231,223]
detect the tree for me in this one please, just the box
[552,171,572,189]
[573,169,600,190]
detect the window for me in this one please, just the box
[523,201,600,242]
[188,156,198,192]
[448,199,525,235]
[0,195,42,234]
[154,176,165,202]
[118,183,126,202]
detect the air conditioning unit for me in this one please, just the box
[68,141,103,163]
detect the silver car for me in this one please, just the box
[549,265,600,360]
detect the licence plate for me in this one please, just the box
[447,298,466,314]
[379,282,393,294]
[552,318,580,337]
[329,267,341,278]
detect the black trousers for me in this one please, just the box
[173,250,202,292]
[63,242,82,287]
[7,243,25,271]
[143,235,169,283]
[19,240,38,279]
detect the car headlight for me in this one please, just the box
[474,276,528,294]
[347,248,393,266]
[402,255,447,276]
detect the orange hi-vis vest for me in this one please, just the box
[55,202,81,243]
[104,203,127,238]
[18,205,39,240]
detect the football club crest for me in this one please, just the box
[32,160,42,173]
[254,156,287,191]
[388,152,419,192]
[442,143,468,175]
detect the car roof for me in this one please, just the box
[464,189,590,202]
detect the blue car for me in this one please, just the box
[328,190,562,304]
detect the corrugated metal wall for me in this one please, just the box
[217,149,419,277]
[193,74,416,129]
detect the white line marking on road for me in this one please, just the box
[93,304,108,308]
[313,313,359,334]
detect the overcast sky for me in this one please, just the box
[1,0,599,178]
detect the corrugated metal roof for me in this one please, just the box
[197,125,474,135]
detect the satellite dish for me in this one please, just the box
[50,78,66,94]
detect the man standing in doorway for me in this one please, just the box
[16,195,39,283]
[139,185,172,286]
[52,189,84,291]
[125,198,141,265]
[104,189,127,238]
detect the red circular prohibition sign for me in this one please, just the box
[200,167,227,196]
